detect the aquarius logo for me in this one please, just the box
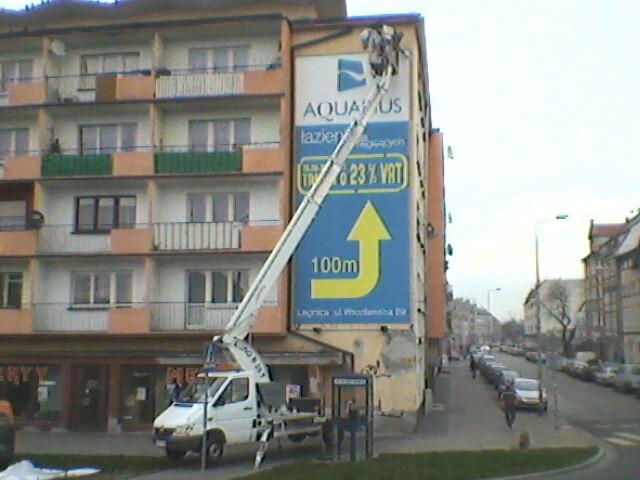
[337,58,366,92]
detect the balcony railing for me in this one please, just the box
[155,63,279,99]
[153,221,241,251]
[37,224,147,254]
[150,302,233,331]
[42,152,112,177]
[33,303,109,332]
[47,71,153,104]
[154,147,242,174]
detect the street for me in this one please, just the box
[493,353,640,480]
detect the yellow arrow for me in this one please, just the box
[311,201,391,299]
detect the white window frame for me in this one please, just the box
[79,52,140,90]
[188,46,250,73]
[71,271,133,308]
[0,128,29,164]
[0,272,23,308]
[187,192,249,223]
[186,269,249,306]
[79,123,137,154]
[188,118,251,152]
[0,59,33,93]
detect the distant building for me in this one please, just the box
[450,298,500,346]
[523,279,585,348]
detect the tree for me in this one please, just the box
[542,281,578,356]
[501,318,525,345]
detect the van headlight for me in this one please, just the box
[174,423,196,435]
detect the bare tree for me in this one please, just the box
[542,281,577,356]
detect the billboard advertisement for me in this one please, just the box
[293,54,411,324]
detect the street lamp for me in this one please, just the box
[487,287,501,313]
[534,214,569,381]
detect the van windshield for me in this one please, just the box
[179,377,227,403]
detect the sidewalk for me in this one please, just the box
[15,361,597,479]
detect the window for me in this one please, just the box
[79,52,140,90]
[75,196,136,232]
[0,200,26,231]
[80,124,137,154]
[188,47,249,73]
[0,59,33,93]
[72,271,132,306]
[0,272,22,308]
[187,192,249,224]
[187,270,248,304]
[218,377,250,405]
[0,128,29,165]
[189,119,250,152]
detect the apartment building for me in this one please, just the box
[0,0,444,432]
[584,216,640,363]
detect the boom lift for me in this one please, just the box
[152,24,404,468]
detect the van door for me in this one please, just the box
[211,377,255,444]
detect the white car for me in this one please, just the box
[512,378,548,411]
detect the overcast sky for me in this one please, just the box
[2,0,638,321]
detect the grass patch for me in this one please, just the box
[244,447,598,480]
[14,454,172,480]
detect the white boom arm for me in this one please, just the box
[211,26,403,383]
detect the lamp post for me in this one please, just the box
[487,287,501,313]
[534,214,569,382]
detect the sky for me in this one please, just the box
[1,0,638,321]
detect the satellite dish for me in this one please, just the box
[50,40,66,57]
[27,210,45,230]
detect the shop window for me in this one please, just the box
[120,366,155,425]
[0,365,61,421]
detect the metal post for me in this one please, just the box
[551,353,560,430]
[535,225,543,383]
[201,375,208,471]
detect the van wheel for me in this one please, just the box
[206,434,225,464]
[166,447,186,462]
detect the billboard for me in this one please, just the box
[293,54,411,324]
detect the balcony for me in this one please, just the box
[32,303,150,333]
[150,303,233,332]
[153,222,241,251]
[37,225,151,255]
[242,144,286,173]
[0,309,32,334]
[1,154,42,180]
[7,80,47,106]
[154,149,242,175]
[155,64,282,99]
[47,71,154,104]
[42,153,112,177]
[0,228,37,256]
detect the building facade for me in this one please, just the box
[0,0,445,432]
[583,216,640,363]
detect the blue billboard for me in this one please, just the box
[293,121,410,324]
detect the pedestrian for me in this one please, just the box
[168,378,181,405]
[502,379,517,428]
[470,355,477,379]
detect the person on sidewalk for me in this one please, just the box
[502,379,517,428]
[470,355,477,379]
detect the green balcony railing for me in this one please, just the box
[42,154,113,177]
[154,151,242,174]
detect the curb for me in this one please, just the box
[485,445,604,480]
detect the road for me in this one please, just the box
[494,353,640,480]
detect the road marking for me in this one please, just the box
[616,432,640,442]
[604,436,638,447]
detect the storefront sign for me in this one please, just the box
[165,367,200,385]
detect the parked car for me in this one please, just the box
[0,400,15,469]
[512,378,548,411]
[613,364,640,393]
[570,361,589,379]
[595,366,619,387]
[497,370,520,396]
[487,365,510,387]
[581,361,602,382]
